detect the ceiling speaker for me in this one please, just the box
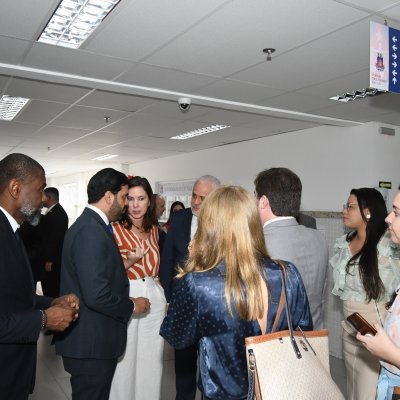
[379,127,395,136]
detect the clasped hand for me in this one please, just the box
[45,293,80,332]
[130,296,151,314]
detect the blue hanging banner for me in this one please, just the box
[370,21,400,93]
[389,26,400,93]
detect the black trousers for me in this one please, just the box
[63,357,117,400]
[174,343,198,400]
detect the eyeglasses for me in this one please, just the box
[343,203,358,211]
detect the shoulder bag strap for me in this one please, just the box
[276,260,302,359]
[271,268,285,333]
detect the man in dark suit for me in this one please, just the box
[160,175,220,400]
[55,168,150,400]
[0,153,79,400]
[40,187,69,298]
[153,193,167,254]
[254,167,328,329]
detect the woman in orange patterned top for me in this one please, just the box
[109,176,166,400]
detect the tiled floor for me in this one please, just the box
[29,332,346,399]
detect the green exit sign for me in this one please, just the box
[379,181,392,189]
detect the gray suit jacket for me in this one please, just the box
[263,217,328,329]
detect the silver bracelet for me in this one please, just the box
[40,310,48,330]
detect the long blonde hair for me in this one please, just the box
[178,185,269,320]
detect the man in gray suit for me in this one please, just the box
[254,167,328,329]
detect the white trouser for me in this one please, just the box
[109,277,166,400]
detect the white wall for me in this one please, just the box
[129,122,400,211]
[49,122,400,212]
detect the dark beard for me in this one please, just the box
[109,198,126,222]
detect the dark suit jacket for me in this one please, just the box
[0,209,52,399]
[160,208,192,302]
[160,260,312,399]
[19,220,45,283]
[40,203,69,297]
[41,203,68,268]
[297,212,317,229]
[55,207,134,359]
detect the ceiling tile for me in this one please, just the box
[51,106,132,130]
[6,77,91,103]
[101,112,183,136]
[0,36,31,65]
[378,112,400,125]
[313,99,392,122]
[258,92,338,113]
[24,43,134,80]
[34,126,92,140]
[342,1,400,12]
[84,0,230,61]
[231,20,370,91]
[0,121,40,136]
[145,0,367,76]
[117,64,217,92]
[295,69,370,99]
[0,0,58,39]
[240,115,320,132]
[190,109,273,126]
[194,79,285,103]
[78,90,156,112]
[15,100,70,125]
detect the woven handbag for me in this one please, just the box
[245,261,344,400]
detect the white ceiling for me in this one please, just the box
[1,0,400,177]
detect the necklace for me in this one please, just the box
[132,222,145,233]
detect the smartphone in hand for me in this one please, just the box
[346,312,377,336]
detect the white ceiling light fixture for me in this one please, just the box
[0,95,30,121]
[38,0,121,49]
[330,88,387,103]
[91,154,118,161]
[171,124,231,140]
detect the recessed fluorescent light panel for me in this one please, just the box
[0,95,30,121]
[92,154,118,161]
[38,0,121,49]
[330,88,387,103]
[171,124,231,140]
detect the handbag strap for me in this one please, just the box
[271,270,285,333]
[275,260,302,359]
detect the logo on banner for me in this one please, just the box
[370,21,400,93]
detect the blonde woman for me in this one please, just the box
[160,186,312,400]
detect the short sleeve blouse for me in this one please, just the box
[381,284,400,375]
[112,223,160,280]
[331,230,400,302]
